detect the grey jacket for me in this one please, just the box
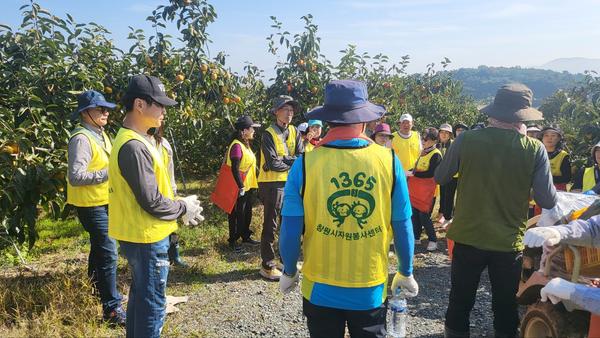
[67,122,109,186]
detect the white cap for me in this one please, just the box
[526,126,541,132]
[298,122,309,133]
[399,113,413,122]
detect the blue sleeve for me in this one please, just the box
[282,155,304,217]
[393,219,414,276]
[390,153,414,277]
[391,154,412,221]
[280,216,304,275]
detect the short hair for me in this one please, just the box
[123,94,153,113]
[421,127,439,142]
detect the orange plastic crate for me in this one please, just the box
[564,246,600,276]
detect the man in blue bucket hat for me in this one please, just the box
[66,90,125,325]
[279,80,418,337]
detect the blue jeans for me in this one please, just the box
[76,205,122,314]
[120,236,170,338]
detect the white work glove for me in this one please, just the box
[391,272,419,297]
[540,277,577,304]
[524,227,562,247]
[279,270,299,294]
[181,195,204,226]
[239,188,245,196]
[404,170,414,177]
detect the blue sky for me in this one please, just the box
[2,0,600,78]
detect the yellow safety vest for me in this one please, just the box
[583,167,597,191]
[258,125,297,183]
[66,127,112,207]
[391,131,420,171]
[304,142,315,153]
[226,139,258,190]
[415,148,442,197]
[153,139,173,190]
[549,150,568,177]
[302,144,394,288]
[108,128,177,243]
[414,148,442,173]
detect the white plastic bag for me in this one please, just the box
[538,191,599,227]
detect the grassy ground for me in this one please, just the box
[0,178,268,337]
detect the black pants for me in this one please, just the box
[439,177,458,220]
[303,298,387,338]
[445,243,522,338]
[412,206,437,242]
[227,189,254,243]
[258,181,285,268]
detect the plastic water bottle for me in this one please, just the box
[388,290,407,337]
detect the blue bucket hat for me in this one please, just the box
[305,80,386,124]
[72,90,116,120]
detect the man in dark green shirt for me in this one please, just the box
[435,83,557,338]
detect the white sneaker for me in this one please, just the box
[427,241,438,251]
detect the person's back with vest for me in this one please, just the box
[434,83,557,338]
[278,80,418,338]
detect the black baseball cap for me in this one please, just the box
[122,74,177,106]
[235,115,261,130]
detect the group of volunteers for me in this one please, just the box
[67,73,600,338]
[67,75,205,337]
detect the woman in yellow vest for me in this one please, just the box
[225,115,261,252]
[298,119,323,153]
[540,126,571,191]
[572,141,600,194]
[108,75,204,337]
[66,90,125,325]
[408,127,442,251]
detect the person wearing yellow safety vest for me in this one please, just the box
[279,80,418,338]
[67,90,125,326]
[391,113,422,174]
[108,75,204,338]
[540,126,571,191]
[257,95,304,280]
[298,119,323,153]
[572,141,600,195]
[225,115,262,252]
[408,127,442,252]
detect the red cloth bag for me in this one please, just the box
[407,176,436,213]
[210,163,245,214]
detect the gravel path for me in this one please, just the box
[163,239,500,337]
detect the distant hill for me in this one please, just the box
[449,66,585,106]
[539,57,600,75]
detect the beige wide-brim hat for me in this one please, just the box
[480,83,543,123]
[439,123,453,133]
